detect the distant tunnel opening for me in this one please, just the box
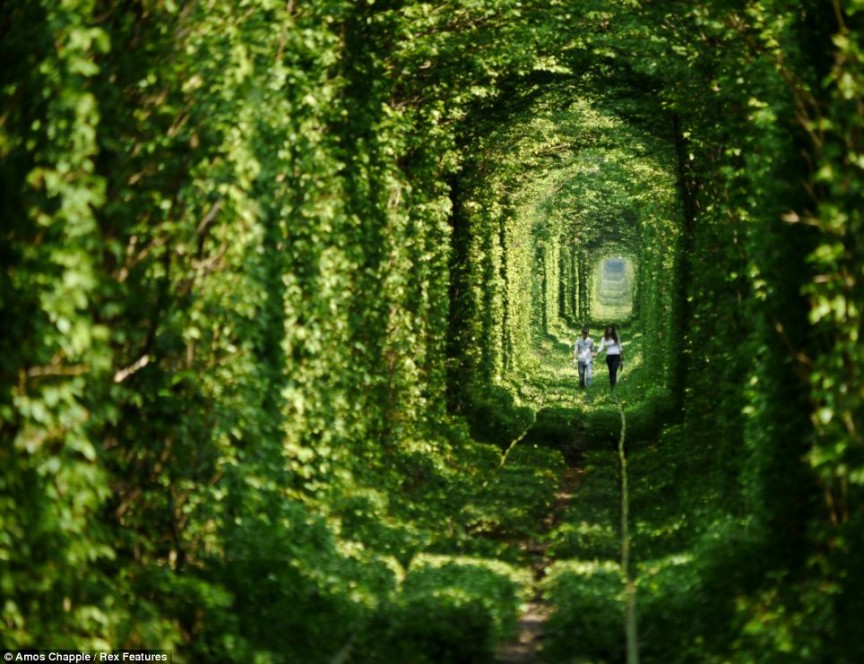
[592,254,636,322]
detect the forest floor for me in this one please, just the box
[495,464,584,663]
[490,328,643,663]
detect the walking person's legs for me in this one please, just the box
[606,355,621,388]
[578,361,587,388]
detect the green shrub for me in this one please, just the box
[460,445,564,551]
[356,555,528,663]
[522,407,582,452]
[541,560,625,663]
[465,385,534,447]
[201,501,395,663]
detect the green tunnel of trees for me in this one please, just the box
[2,1,863,662]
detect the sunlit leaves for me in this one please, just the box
[3,0,864,660]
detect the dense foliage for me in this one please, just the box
[2,0,863,662]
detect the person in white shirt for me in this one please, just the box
[573,326,594,389]
[594,325,624,389]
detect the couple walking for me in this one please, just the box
[573,325,624,389]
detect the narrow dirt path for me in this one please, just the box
[495,466,583,663]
